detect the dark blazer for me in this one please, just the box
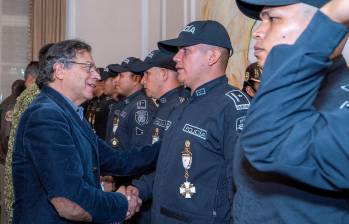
[12,86,160,224]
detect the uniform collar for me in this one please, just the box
[123,89,144,105]
[190,76,227,99]
[158,86,183,105]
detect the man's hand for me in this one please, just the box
[126,185,140,198]
[117,186,142,220]
[51,197,92,222]
[321,0,349,26]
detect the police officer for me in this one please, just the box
[108,57,157,160]
[84,68,105,134]
[124,50,189,224]
[108,57,158,224]
[125,20,249,223]
[135,49,189,143]
[93,67,119,139]
[233,0,349,223]
[105,64,124,148]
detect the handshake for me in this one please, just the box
[117,185,142,220]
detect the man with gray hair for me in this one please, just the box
[233,0,349,223]
[12,39,160,223]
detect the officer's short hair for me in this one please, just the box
[24,61,39,80]
[36,39,91,89]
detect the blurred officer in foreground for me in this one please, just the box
[234,0,349,223]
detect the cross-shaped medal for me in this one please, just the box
[180,181,196,198]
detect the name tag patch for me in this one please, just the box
[154,117,172,130]
[182,124,207,140]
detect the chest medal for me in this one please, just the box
[179,140,196,198]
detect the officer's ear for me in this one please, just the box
[132,74,142,83]
[159,68,168,81]
[207,47,222,67]
[52,62,65,80]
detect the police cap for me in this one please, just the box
[132,50,176,73]
[100,65,119,81]
[158,20,233,56]
[109,57,144,75]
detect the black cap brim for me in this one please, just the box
[131,62,152,73]
[236,0,328,20]
[108,64,129,73]
[158,38,201,54]
[100,71,118,81]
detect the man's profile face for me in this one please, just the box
[62,51,100,105]
[253,3,314,67]
[114,71,136,97]
[141,67,162,99]
[104,77,115,95]
[173,44,207,90]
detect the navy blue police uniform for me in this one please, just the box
[234,0,349,223]
[128,50,190,204]
[116,90,157,151]
[149,20,249,224]
[93,94,116,139]
[105,100,125,148]
[109,58,157,152]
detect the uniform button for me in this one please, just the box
[92,166,97,171]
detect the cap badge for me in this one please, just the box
[183,25,195,34]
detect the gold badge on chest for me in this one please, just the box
[179,140,196,198]
[110,137,119,148]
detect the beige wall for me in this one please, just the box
[67,0,348,86]
[67,0,202,67]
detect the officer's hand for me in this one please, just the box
[125,195,142,220]
[321,0,349,26]
[117,186,142,220]
[126,185,140,198]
